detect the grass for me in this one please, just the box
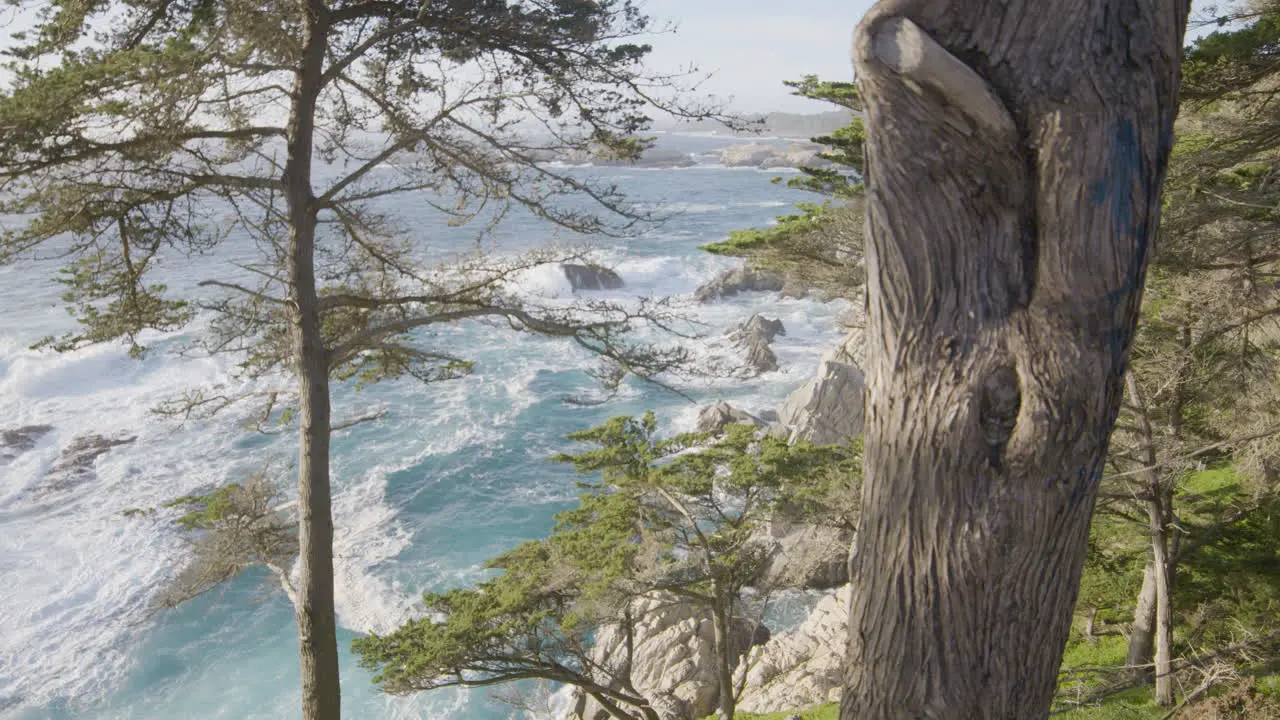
[1055,687,1165,719]
[1062,635,1130,669]
[711,704,838,720]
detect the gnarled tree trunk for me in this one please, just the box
[842,2,1189,718]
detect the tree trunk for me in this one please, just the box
[1148,497,1176,707]
[1126,557,1157,674]
[842,3,1189,719]
[285,3,340,719]
[711,592,736,720]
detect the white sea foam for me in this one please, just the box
[2,132,854,719]
[0,335,263,711]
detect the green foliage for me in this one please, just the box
[152,474,298,609]
[700,203,833,256]
[700,76,866,300]
[0,0,713,401]
[1076,516,1148,626]
[165,483,257,531]
[714,704,838,720]
[357,414,859,708]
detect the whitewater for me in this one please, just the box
[0,134,850,720]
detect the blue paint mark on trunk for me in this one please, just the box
[1089,118,1152,365]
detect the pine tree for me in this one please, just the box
[0,3,720,718]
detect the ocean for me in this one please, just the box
[0,133,850,720]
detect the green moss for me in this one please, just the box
[1179,467,1242,496]
[1061,635,1130,669]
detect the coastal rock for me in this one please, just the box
[729,314,785,344]
[694,267,785,303]
[561,264,625,291]
[530,147,695,168]
[599,148,696,168]
[695,402,763,435]
[718,142,828,170]
[573,596,769,720]
[778,350,864,445]
[0,424,54,463]
[726,314,785,376]
[37,432,136,494]
[734,585,851,715]
[753,521,851,590]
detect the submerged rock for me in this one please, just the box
[694,267,785,303]
[561,263,625,291]
[735,585,851,715]
[36,432,136,495]
[0,424,54,463]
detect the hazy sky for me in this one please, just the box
[642,0,1227,113]
[0,1,1240,115]
[641,0,874,113]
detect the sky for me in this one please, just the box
[0,0,1243,115]
[640,0,876,113]
[640,0,1228,114]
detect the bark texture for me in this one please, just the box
[286,3,341,719]
[842,2,1189,718]
[1126,558,1158,672]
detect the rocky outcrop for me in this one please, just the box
[734,585,851,715]
[777,349,864,445]
[718,142,830,170]
[561,263,625,291]
[0,424,54,463]
[726,314,785,376]
[572,595,770,720]
[753,522,851,591]
[529,147,695,168]
[694,267,785,303]
[599,148,696,168]
[695,403,764,435]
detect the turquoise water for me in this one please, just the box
[0,135,850,719]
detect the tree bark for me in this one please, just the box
[711,591,737,720]
[842,2,1189,718]
[1126,372,1176,706]
[285,3,340,719]
[1147,497,1176,706]
[1126,557,1157,673]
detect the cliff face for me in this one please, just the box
[734,585,851,714]
[570,595,768,720]
[777,348,865,446]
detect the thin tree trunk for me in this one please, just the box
[842,3,1188,718]
[1148,496,1176,706]
[1127,373,1177,707]
[1127,557,1158,673]
[711,591,736,720]
[285,3,339,719]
